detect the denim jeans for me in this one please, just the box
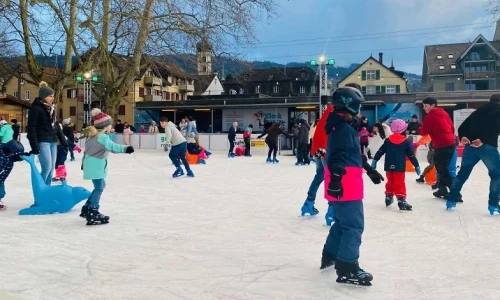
[38,142,57,185]
[306,157,325,202]
[87,179,106,208]
[449,145,500,206]
[324,200,364,264]
[169,142,191,171]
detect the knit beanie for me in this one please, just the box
[63,118,71,125]
[91,108,113,129]
[39,81,55,100]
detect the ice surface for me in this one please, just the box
[0,151,499,300]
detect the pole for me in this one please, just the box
[318,64,322,118]
[210,108,214,133]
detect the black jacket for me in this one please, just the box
[11,123,19,140]
[458,102,500,148]
[297,122,310,144]
[407,121,422,135]
[257,125,286,144]
[63,125,75,143]
[373,134,419,172]
[27,99,67,153]
[228,126,237,140]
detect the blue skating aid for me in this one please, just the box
[446,200,456,210]
[301,200,318,216]
[325,205,335,226]
[488,205,500,215]
[19,154,91,215]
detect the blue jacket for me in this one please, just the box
[0,145,14,184]
[373,134,419,172]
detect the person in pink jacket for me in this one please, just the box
[123,124,133,145]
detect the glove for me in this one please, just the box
[164,143,171,152]
[315,148,326,158]
[415,166,421,176]
[20,152,31,157]
[327,174,343,199]
[366,169,385,184]
[125,146,134,154]
[370,160,378,169]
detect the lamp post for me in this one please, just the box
[310,56,335,118]
[76,71,100,126]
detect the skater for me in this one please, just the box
[0,140,27,210]
[446,94,500,211]
[62,118,79,161]
[27,81,68,185]
[11,119,20,141]
[407,114,421,136]
[160,117,195,178]
[227,122,238,157]
[257,123,287,163]
[371,119,420,210]
[358,126,373,156]
[296,119,310,165]
[80,109,134,225]
[0,120,14,143]
[243,124,253,157]
[321,86,377,286]
[419,97,456,199]
[52,123,70,182]
[416,142,435,184]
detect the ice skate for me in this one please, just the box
[295,162,304,166]
[433,188,449,199]
[446,200,457,210]
[320,246,336,269]
[74,145,82,153]
[86,208,109,225]
[173,167,184,178]
[488,205,500,215]
[301,200,319,216]
[335,260,373,286]
[325,204,334,226]
[55,165,67,181]
[70,157,75,162]
[397,199,412,211]
[272,157,279,164]
[266,157,272,163]
[385,195,394,207]
[80,205,89,218]
[228,152,234,158]
[186,169,195,177]
[415,176,425,183]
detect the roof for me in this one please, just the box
[0,94,31,108]
[196,37,213,52]
[4,64,59,85]
[226,66,317,85]
[194,74,216,94]
[338,56,406,86]
[154,61,193,79]
[424,35,500,76]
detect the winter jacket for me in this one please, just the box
[457,102,500,148]
[164,121,186,146]
[83,132,128,180]
[373,133,419,172]
[114,123,124,133]
[358,127,373,144]
[0,125,14,143]
[311,104,334,156]
[243,126,252,139]
[123,127,133,145]
[257,125,285,144]
[296,123,310,144]
[186,121,199,138]
[228,126,237,140]
[324,112,363,202]
[148,125,159,133]
[419,108,455,149]
[0,144,14,184]
[407,121,421,135]
[27,98,67,153]
[62,125,75,143]
[11,124,19,141]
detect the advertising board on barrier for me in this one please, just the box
[235,134,267,148]
[157,134,168,150]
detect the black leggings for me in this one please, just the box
[266,140,278,158]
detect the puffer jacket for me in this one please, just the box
[27,98,67,153]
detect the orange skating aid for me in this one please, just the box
[425,167,437,185]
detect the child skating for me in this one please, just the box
[80,109,134,225]
[371,119,420,210]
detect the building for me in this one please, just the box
[3,65,58,103]
[193,38,224,96]
[0,94,31,132]
[338,52,409,95]
[422,33,500,92]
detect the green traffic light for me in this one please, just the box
[310,60,317,66]
[92,76,99,82]
[328,59,335,65]
[76,75,83,82]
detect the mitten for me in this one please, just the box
[327,174,343,199]
[366,169,385,184]
[125,146,134,154]
[315,148,326,158]
[370,160,378,169]
[415,166,421,176]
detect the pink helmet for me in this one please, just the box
[390,119,408,134]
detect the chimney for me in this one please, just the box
[378,52,383,65]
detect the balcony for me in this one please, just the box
[144,77,163,86]
[464,71,496,79]
[144,94,163,101]
[179,83,194,92]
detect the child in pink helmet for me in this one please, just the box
[370,119,420,210]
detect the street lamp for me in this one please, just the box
[310,56,335,118]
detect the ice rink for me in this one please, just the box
[0,150,499,300]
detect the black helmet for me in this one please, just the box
[3,140,24,155]
[331,86,365,115]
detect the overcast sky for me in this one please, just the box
[243,0,497,74]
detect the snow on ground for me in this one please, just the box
[0,150,499,300]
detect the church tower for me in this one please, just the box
[196,37,212,75]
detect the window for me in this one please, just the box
[273,85,280,94]
[366,70,376,80]
[311,85,317,94]
[300,86,306,94]
[118,105,126,115]
[13,91,18,98]
[386,85,396,94]
[448,54,454,59]
[471,52,480,61]
[466,83,476,91]
[438,65,445,70]
[450,64,457,69]
[139,87,144,97]
[146,88,152,95]
[255,85,261,93]
[24,90,30,100]
[365,85,376,95]
[70,106,76,116]
[145,71,152,77]
[436,55,443,59]
[445,83,455,91]
[300,71,307,80]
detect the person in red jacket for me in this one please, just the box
[419,97,456,198]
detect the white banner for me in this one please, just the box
[453,109,475,135]
[222,108,288,132]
